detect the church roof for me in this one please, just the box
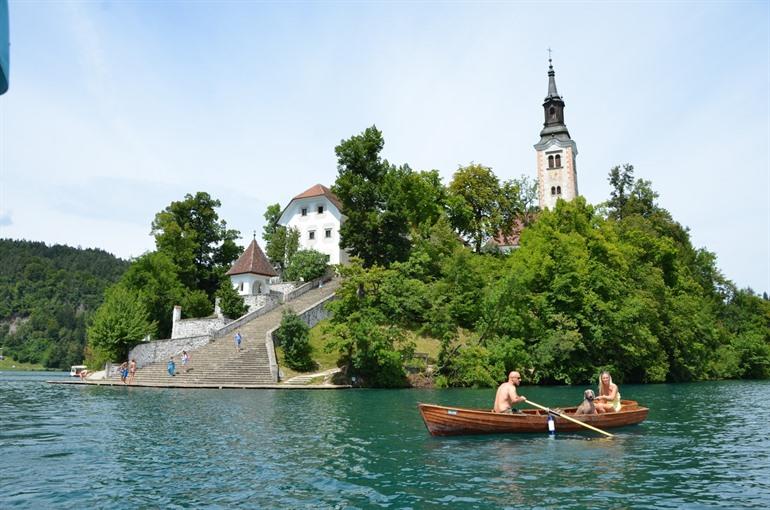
[226,239,278,277]
[290,184,343,212]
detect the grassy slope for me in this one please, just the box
[0,356,46,371]
[277,319,445,378]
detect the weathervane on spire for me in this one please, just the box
[547,47,553,66]
[253,230,256,240]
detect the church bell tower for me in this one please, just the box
[534,56,579,209]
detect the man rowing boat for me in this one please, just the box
[493,371,526,413]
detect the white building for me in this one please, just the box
[226,238,278,296]
[277,184,349,265]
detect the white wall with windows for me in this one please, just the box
[278,196,349,265]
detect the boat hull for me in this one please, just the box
[418,400,648,436]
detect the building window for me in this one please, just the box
[308,230,315,240]
[555,154,561,167]
[325,228,332,238]
[317,206,324,214]
[239,282,244,292]
[548,155,554,169]
[301,208,307,216]
[557,186,562,195]
[551,186,556,196]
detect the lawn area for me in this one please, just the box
[0,356,46,371]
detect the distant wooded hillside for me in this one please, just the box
[0,239,129,368]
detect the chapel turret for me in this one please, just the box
[534,56,579,209]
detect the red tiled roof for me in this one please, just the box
[490,218,527,247]
[225,239,278,277]
[290,184,343,212]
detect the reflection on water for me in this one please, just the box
[1,372,769,509]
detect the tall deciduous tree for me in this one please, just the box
[87,284,156,363]
[332,126,411,267]
[151,192,241,299]
[263,203,299,273]
[447,163,501,252]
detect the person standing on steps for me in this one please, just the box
[127,359,137,385]
[181,351,190,373]
[167,357,176,377]
[234,330,243,353]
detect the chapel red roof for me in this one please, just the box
[225,239,278,277]
[290,184,343,212]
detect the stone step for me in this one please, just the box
[130,278,340,388]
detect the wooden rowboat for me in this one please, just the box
[418,400,648,436]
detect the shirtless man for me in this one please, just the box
[127,359,137,385]
[493,371,526,413]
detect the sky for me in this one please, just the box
[0,1,768,293]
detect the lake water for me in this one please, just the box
[1,372,769,509]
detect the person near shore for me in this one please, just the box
[594,371,621,413]
[234,330,242,353]
[127,359,137,385]
[181,351,190,373]
[493,371,526,413]
[78,369,91,381]
[167,357,176,377]
[119,362,128,384]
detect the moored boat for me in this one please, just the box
[418,400,648,436]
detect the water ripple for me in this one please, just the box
[1,373,769,508]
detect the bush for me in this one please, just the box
[284,249,329,282]
[276,310,315,371]
[216,279,248,319]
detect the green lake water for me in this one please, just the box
[1,371,768,509]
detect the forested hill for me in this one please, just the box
[0,239,129,369]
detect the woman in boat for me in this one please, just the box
[594,371,621,413]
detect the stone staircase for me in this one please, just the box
[123,279,340,387]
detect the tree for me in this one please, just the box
[498,175,539,231]
[276,310,315,371]
[607,164,636,220]
[216,278,248,319]
[151,192,241,299]
[118,251,210,338]
[86,284,156,364]
[332,126,411,267]
[284,249,329,282]
[263,204,300,274]
[447,163,501,252]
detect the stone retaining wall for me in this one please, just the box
[129,335,210,368]
[172,317,229,339]
[267,293,336,381]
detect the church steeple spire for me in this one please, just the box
[546,50,560,99]
[534,50,579,210]
[539,55,570,142]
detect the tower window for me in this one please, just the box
[557,186,562,195]
[555,154,561,167]
[548,155,555,169]
[308,230,315,240]
[551,186,556,196]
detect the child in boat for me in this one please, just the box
[594,371,621,413]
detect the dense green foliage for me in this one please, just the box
[275,310,315,371]
[151,192,241,300]
[0,239,128,368]
[323,131,769,386]
[216,278,248,319]
[86,285,156,367]
[283,249,329,282]
[331,126,412,267]
[85,192,243,364]
[263,203,299,273]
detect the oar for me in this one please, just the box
[523,398,614,438]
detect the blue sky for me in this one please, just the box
[0,1,768,293]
